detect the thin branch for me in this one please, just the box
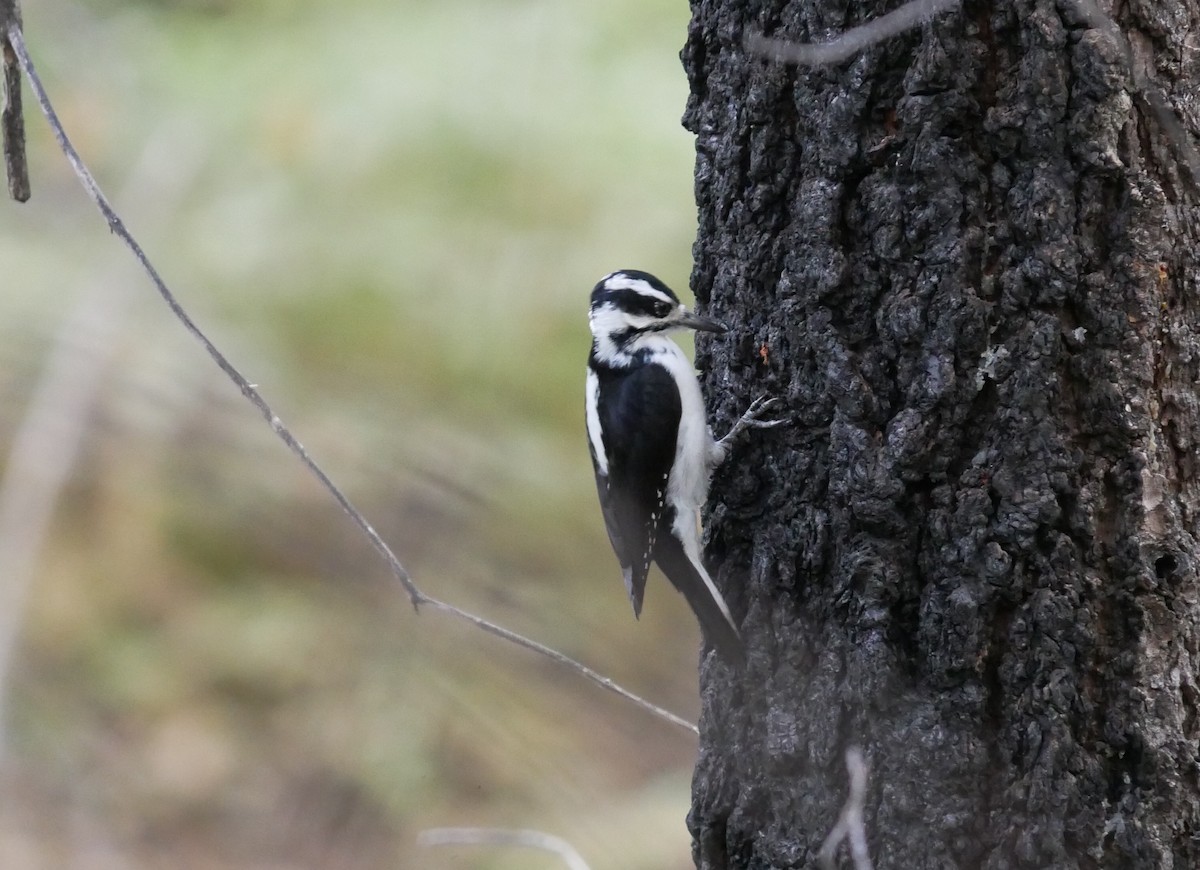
[418,828,591,870]
[6,21,423,608]
[817,746,873,870]
[745,0,959,67]
[5,25,698,737]
[747,0,1200,184]
[423,598,698,733]
[1,0,29,200]
[0,124,202,752]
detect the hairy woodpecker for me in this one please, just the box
[585,269,780,664]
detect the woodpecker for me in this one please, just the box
[585,269,780,664]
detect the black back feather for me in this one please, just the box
[587,356,680,615]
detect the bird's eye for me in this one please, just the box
[654,302,673,317]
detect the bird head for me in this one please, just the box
[588,270,725,364]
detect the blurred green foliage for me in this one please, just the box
[0,0,712,867]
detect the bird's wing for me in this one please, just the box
[588,362,680,616]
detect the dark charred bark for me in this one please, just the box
[684,0,1200,867]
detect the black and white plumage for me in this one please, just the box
[585,270,780,664]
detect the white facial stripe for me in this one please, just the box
[590,301,699,366]
[588,304,625,365]
[588,301,677,335]
[623,313,659,331]
[602,274,675,305]
[588,302,624,338]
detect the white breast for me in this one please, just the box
[641,337,715,559]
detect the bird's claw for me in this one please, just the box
[713,395,787,463]
[740,395,786,427]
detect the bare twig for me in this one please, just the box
[423,598,697,733]
[0,124,203,751]
[7,25,424,607]
[747,0,1200,183]
[419,828,591,870]
[6,28,699,736]
[745,0,959,67]
[1,0,29,200]
[817,746,873,870]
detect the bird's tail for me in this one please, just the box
[654,534,744,666]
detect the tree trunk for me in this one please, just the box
[683,0,1200,867]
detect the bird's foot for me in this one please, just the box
[711,395,786,466]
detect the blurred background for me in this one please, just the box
[0,0,708,867]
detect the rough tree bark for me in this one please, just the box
[684,0,1200,867]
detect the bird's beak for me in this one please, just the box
[675,307,727,333]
